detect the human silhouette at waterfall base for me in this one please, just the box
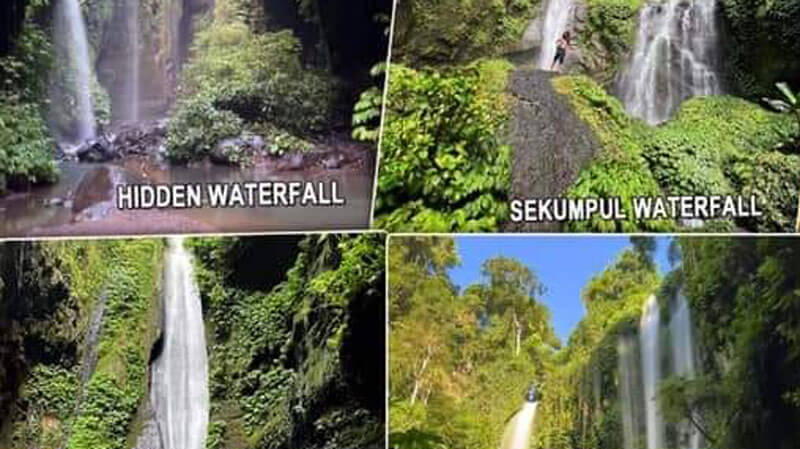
[550,31,573,72]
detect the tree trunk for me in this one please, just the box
[513,312,521,357]
[410,345,433,405]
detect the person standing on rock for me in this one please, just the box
[550,31,573,72]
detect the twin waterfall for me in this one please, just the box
[54,0,96,141]
[619,294,702,449]
[618,0,723,124]
[501,402,539,449]
[152,237,209,449]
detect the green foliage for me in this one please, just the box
[166,97,245,162]
[577,0,642,82]
[1,240,162,449]
[534,249,658,449]
[678,238,800,448]
[392,0,539,66]
[721,0,800,98]
[558,75,799,232]
[11,366,79,448]
[376,60,514,232]
[553,75,673,232]
[0,19,58,195]
[167,19,339,163]
[193,234,386,449]
[0,97,59,194]
[352,64,387,143]
[389,236,558,449]
[269,130,311,156]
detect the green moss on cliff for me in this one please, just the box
[721,0,800,97]
[556,75,799,232]
[192,234,385,449]
[392,0,540,66]
[577,0,642,83]
[553,75,671,232]
[1,240,163,449]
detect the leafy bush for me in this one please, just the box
[553,75,672,231]
[558,76,799,231]
[376,60,514,231]
[166,97,245,162]
[0,96,59,194]
[166,22,339,162]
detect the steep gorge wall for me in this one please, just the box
[0,240,164,449]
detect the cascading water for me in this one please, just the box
[618,334,642,449]
[668,294,702,449]
[152,237,209,449]
[125,0,141,121]
[639,295,665,449]
[536,0,575,70]
[618,0,722,124]
[53,0,96,141]
[501,402,539,449]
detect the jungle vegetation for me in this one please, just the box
[389,236,800,449]
[0,233,386,449]
[376,0,800,232]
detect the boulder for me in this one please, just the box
[76,135,117,162]
[72,166,115,214]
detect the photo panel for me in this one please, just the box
[388,234,800,448]
[0,232,386,449]
[0,0,392,237]
[375,0,800,233]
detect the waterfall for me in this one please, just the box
[618,0,722,124]
[152,237,209,449]
[618,334,642,449]
[639,295,665,449]
[500,402,538,449]
[54,0,96,141]
[536,0,575,70]
[125,0,141,121]
[668,294,702,449]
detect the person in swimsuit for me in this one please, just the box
[550,31,572,72]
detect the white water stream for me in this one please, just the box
[640,295,665,449]
[618,0,722,124]
[54,0,96,141]
[501,401,539,449]
[536,0,575,70]
[153,237,209,449]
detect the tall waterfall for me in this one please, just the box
[536,0,575,69]
[501,402,539,449]
[618,0,722,124]
[125,0,141,121]
[53,0,96,141]
[618,334,642,449]
[153,237,209,449]
[669,294,702,449]
[639,295,665,449]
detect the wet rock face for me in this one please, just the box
[210,134,266,165]
[71,166,115,214]
[112,119,169,156]
[76,135,118,162]
[504,68,600,232]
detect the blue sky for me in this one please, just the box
[447,236,672,343]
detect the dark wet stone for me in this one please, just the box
[503,68,601,232]
[76,135,117,162]
[322,153,344,169]
[72,166,115,214]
